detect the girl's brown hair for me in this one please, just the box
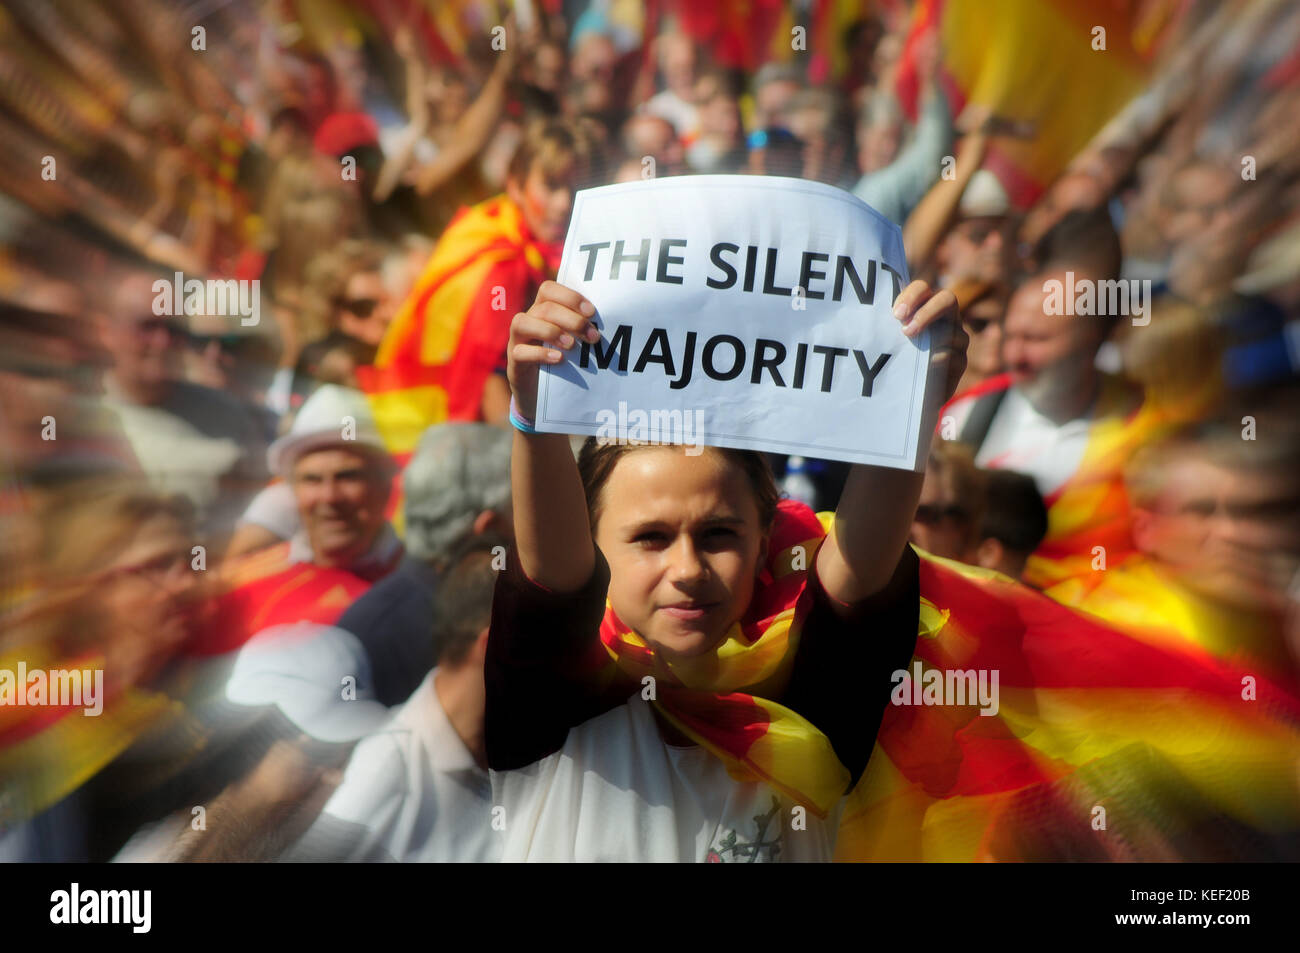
[576,439,779,533]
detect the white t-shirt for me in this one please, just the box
[102,379,267,533]
[490,693,843,863]
[948,387,1093,498]
[282,670,499,862]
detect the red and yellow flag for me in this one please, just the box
[0,644,181,827]
[1022,386,1166,590]
[896,0,1169,208]
[837,552,1300,861]
[358,194,559,461]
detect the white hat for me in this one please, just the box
[225,624,392,743]
[267,384,389,477]
[960,169,1011,219]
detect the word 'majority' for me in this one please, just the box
[580,326,892,395]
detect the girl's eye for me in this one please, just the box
[700,528,738,547]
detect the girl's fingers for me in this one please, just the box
[533,299,601,342]
[511,313,575,350]
[512,342,565,366]
[892,279,932,325]
[905,288,959,336]
[893,281,958,337]
[537,280,597,319]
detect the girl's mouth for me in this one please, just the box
[659,602,719,621]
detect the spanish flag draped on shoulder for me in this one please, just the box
[357,195,563,461]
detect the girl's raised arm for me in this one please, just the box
[506,281,606,592]
[816,281,969,612]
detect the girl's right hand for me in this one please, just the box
[507,280,602,420]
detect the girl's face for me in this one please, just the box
[593,448,769,661]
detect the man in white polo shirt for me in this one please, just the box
[945,208,1139,500]
[278,536,504,862]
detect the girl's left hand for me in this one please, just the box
[893,280,969,403]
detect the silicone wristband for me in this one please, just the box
[509,395,539,435]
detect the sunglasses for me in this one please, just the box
[914,503,969,525]
[340,298,379,318]
[184,331,246,352]
[132,316,183,338]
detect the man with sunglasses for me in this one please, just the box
[334,264,395,349]
[98,272,269,542]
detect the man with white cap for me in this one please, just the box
[112,619,393,862]
[275,535,506,862]
[134,536,507,862]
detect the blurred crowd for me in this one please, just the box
[1,0,1298,862]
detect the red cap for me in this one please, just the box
[313,112,379,156]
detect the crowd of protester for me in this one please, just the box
[1,0,1298,862]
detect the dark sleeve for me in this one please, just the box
[484,545,636,771]
[337,571,436,707]
[780,546,920,790]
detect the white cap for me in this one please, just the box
[960,169,1011,219]
[267,384,389,477]
[225,624,392,743]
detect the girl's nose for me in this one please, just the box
[667,537,707,583]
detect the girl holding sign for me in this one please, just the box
[487,278,967,861]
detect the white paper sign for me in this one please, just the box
[535,175,943,470]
